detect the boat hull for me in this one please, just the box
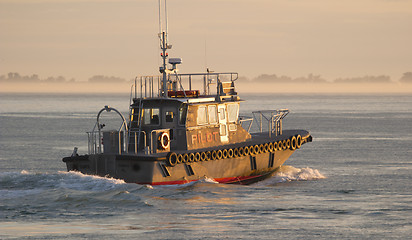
[63,131,311,185]
[63,149,292,185]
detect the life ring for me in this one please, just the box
[290,136,297,150]
[158,132,170,149]
[296,135,302,149]
[166,152,178,167]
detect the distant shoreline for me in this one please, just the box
[1,81,411,94]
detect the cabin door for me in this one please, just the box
[218,105,229,143]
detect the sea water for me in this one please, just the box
[0,93,411,239]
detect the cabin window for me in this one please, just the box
[130,108,135,121]
[227,103,239,123]
[165,111,174,123]
[197,106,207,125]
[143,108,160,125]
[219,107,226,121]
[220,125,227,135]
[208,105,217,124]
[178,104,187,125]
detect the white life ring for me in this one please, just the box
[159,132,170,149]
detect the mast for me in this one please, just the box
[158,0,171,98]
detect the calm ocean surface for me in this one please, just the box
[0,93,411,239]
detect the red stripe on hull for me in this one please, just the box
[142,172,275,186]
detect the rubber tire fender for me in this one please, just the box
[182,153,189,163]
[216,149,223,160]
[263,143,269,153]
[268,142,274,152]
[243,146,250,156]
[233,148,240,157]
[290,136,297,150]
[211,150,218,160]
[200,152,207,161]
[167,152,178,167]
[177,154,183,163]
[222,149,228,159]
[296,135,302,149]
[194,152,201,162]
[227,148,234,158]
[277,141,283,151]
[282,140,288,150]
[189,153,195,162]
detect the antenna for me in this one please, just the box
[165,0,168,39]
[157,0,181,97]
[205,39,208,71]
[158,0,162,34]
[158,0,169,97]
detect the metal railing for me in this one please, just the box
[87,106,128,155]
[130,72,238,100]
[239,116,253,133]
[246,109,290,137]
[128,130,147,154]
[87,131,99,154]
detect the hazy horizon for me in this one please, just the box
[1,78,411,94]
[1,0,412,93]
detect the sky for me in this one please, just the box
[1,0,412,82]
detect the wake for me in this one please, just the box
[255,165,326,186]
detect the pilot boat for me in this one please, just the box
[62,2,312,185]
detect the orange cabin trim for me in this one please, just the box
[168,90,200,98]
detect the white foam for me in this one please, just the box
[199,177,219,184]
[57,171,126,191]
[0,170,128,195]
[272,165,326,183]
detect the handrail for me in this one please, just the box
[87,106,128,155]
[130,72,238,99]
[250,109,289,136]
[128,130,147,154]
[239,116,253,133]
